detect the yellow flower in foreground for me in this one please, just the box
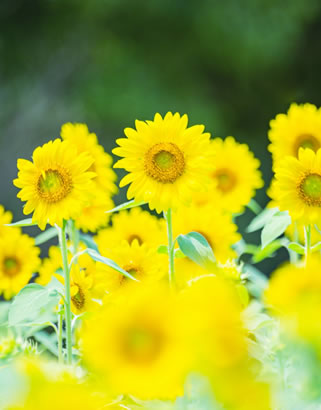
[197,137,263,213]
[268,103,321,168]
[173,205,241,262]
[113,112,212,213]
[13,139,95,230]
[95,207,166,250]
[265,256,321,345]
[61,122,117,195]
[97,240,167,295]
[270,148,321,223]
[81,285,191,400]
[0,229,40,299]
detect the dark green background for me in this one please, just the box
[1,0,321,272]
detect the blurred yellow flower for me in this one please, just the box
[0,229,40,299]
[13,139,95,230]
[197,137,263,214]
[95,206,166,251]
[270,148,321,224]
[173,204,241,262]
[0,204,13,233]
[268,103,321,169]
[113,112,212,213]
[81,284,191,400]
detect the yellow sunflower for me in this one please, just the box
[95,206,166,250]
[13,139,96,230]
[113,112,212,213]
[196,137,263,213]
[268,103,321,168]
[270,148,321,224]
[36,245,69,286]
[75,187,114,233]
[173,204,241,262]
[55,265,98,315]
[96,240,167,295]
[61,122,117,195]
[0,204,12,230]
[81,284,191,400]
[0,229,40,299]
[265,255,321,345]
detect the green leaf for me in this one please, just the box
[5,218,38,227]
[288,242,306,255]
[247,199,262,215]
[8,283,60,327]
[73,248,138,282]
[105,200,147,214]
[177,232,215,270]
[79,233,99,252]
[157,245,168,254]
[245,264,268,299]
[261,211,291,249]
[246,207,279,233]
[34,227,57,245]
[34,331,59,357]
[252,240,283,263]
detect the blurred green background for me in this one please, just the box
[1,0,321,272]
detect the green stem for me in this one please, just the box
[58,306,63,364]
[58,220,73,365]
[304,224,311,266]
[164,209,175,288]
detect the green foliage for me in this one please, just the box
[261,210,291,249]
[177,232,215,270]
[34,227,57,245]
[105,200,147,214]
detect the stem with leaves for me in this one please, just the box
[57,220,73,365]
[164,209,175,289]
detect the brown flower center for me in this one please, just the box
[37,168,72,203]
[298,173,321,206]
[127,234,143,245]
[71,284,86,310]
[121,264,142,284]
[144,142,185,183]
[3,257,20,277]
[294,134,320,157]
[213,168,237,193]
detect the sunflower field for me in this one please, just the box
[1,104,321,409]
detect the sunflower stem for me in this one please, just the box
[304,224,311,266]
[58,306,63,364]
[164,208,175,288]
[58,220,73,365]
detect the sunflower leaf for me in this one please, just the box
[261,211,291,249]
[8,283,60,327]
[5,218,38,228]
[288,242,306,255]
[246,208,279,233]
[105,200,147,213]
[79,233,99,252]
[177,232,215,270]
[35,227,58,245]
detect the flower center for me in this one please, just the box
[121,264,142,284]
[294,134,320,157]
[2,257,20,277]
[71,284,86,310]
[121,324,164,364]
[37,168,72,203]
[299,173,321,206]
[127,234,143,245]
[213,168,237,193]
[144,142,185,183]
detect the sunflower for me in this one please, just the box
[36,245,70,286]
[265,255,321,345]
[270,148,321,224]
[173,204,241,263]
[75,187,114,233]
[95,207,166,251]
[0,204,12,229]
[268,103,321,169]
[96,240,167,295]
[80,284,191,400]
[61,122,118,195]
[0,229,40,299]
[13,139,96,230]
[113,112,212,213]
[196,137,263,214]
[55,265,97,315]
